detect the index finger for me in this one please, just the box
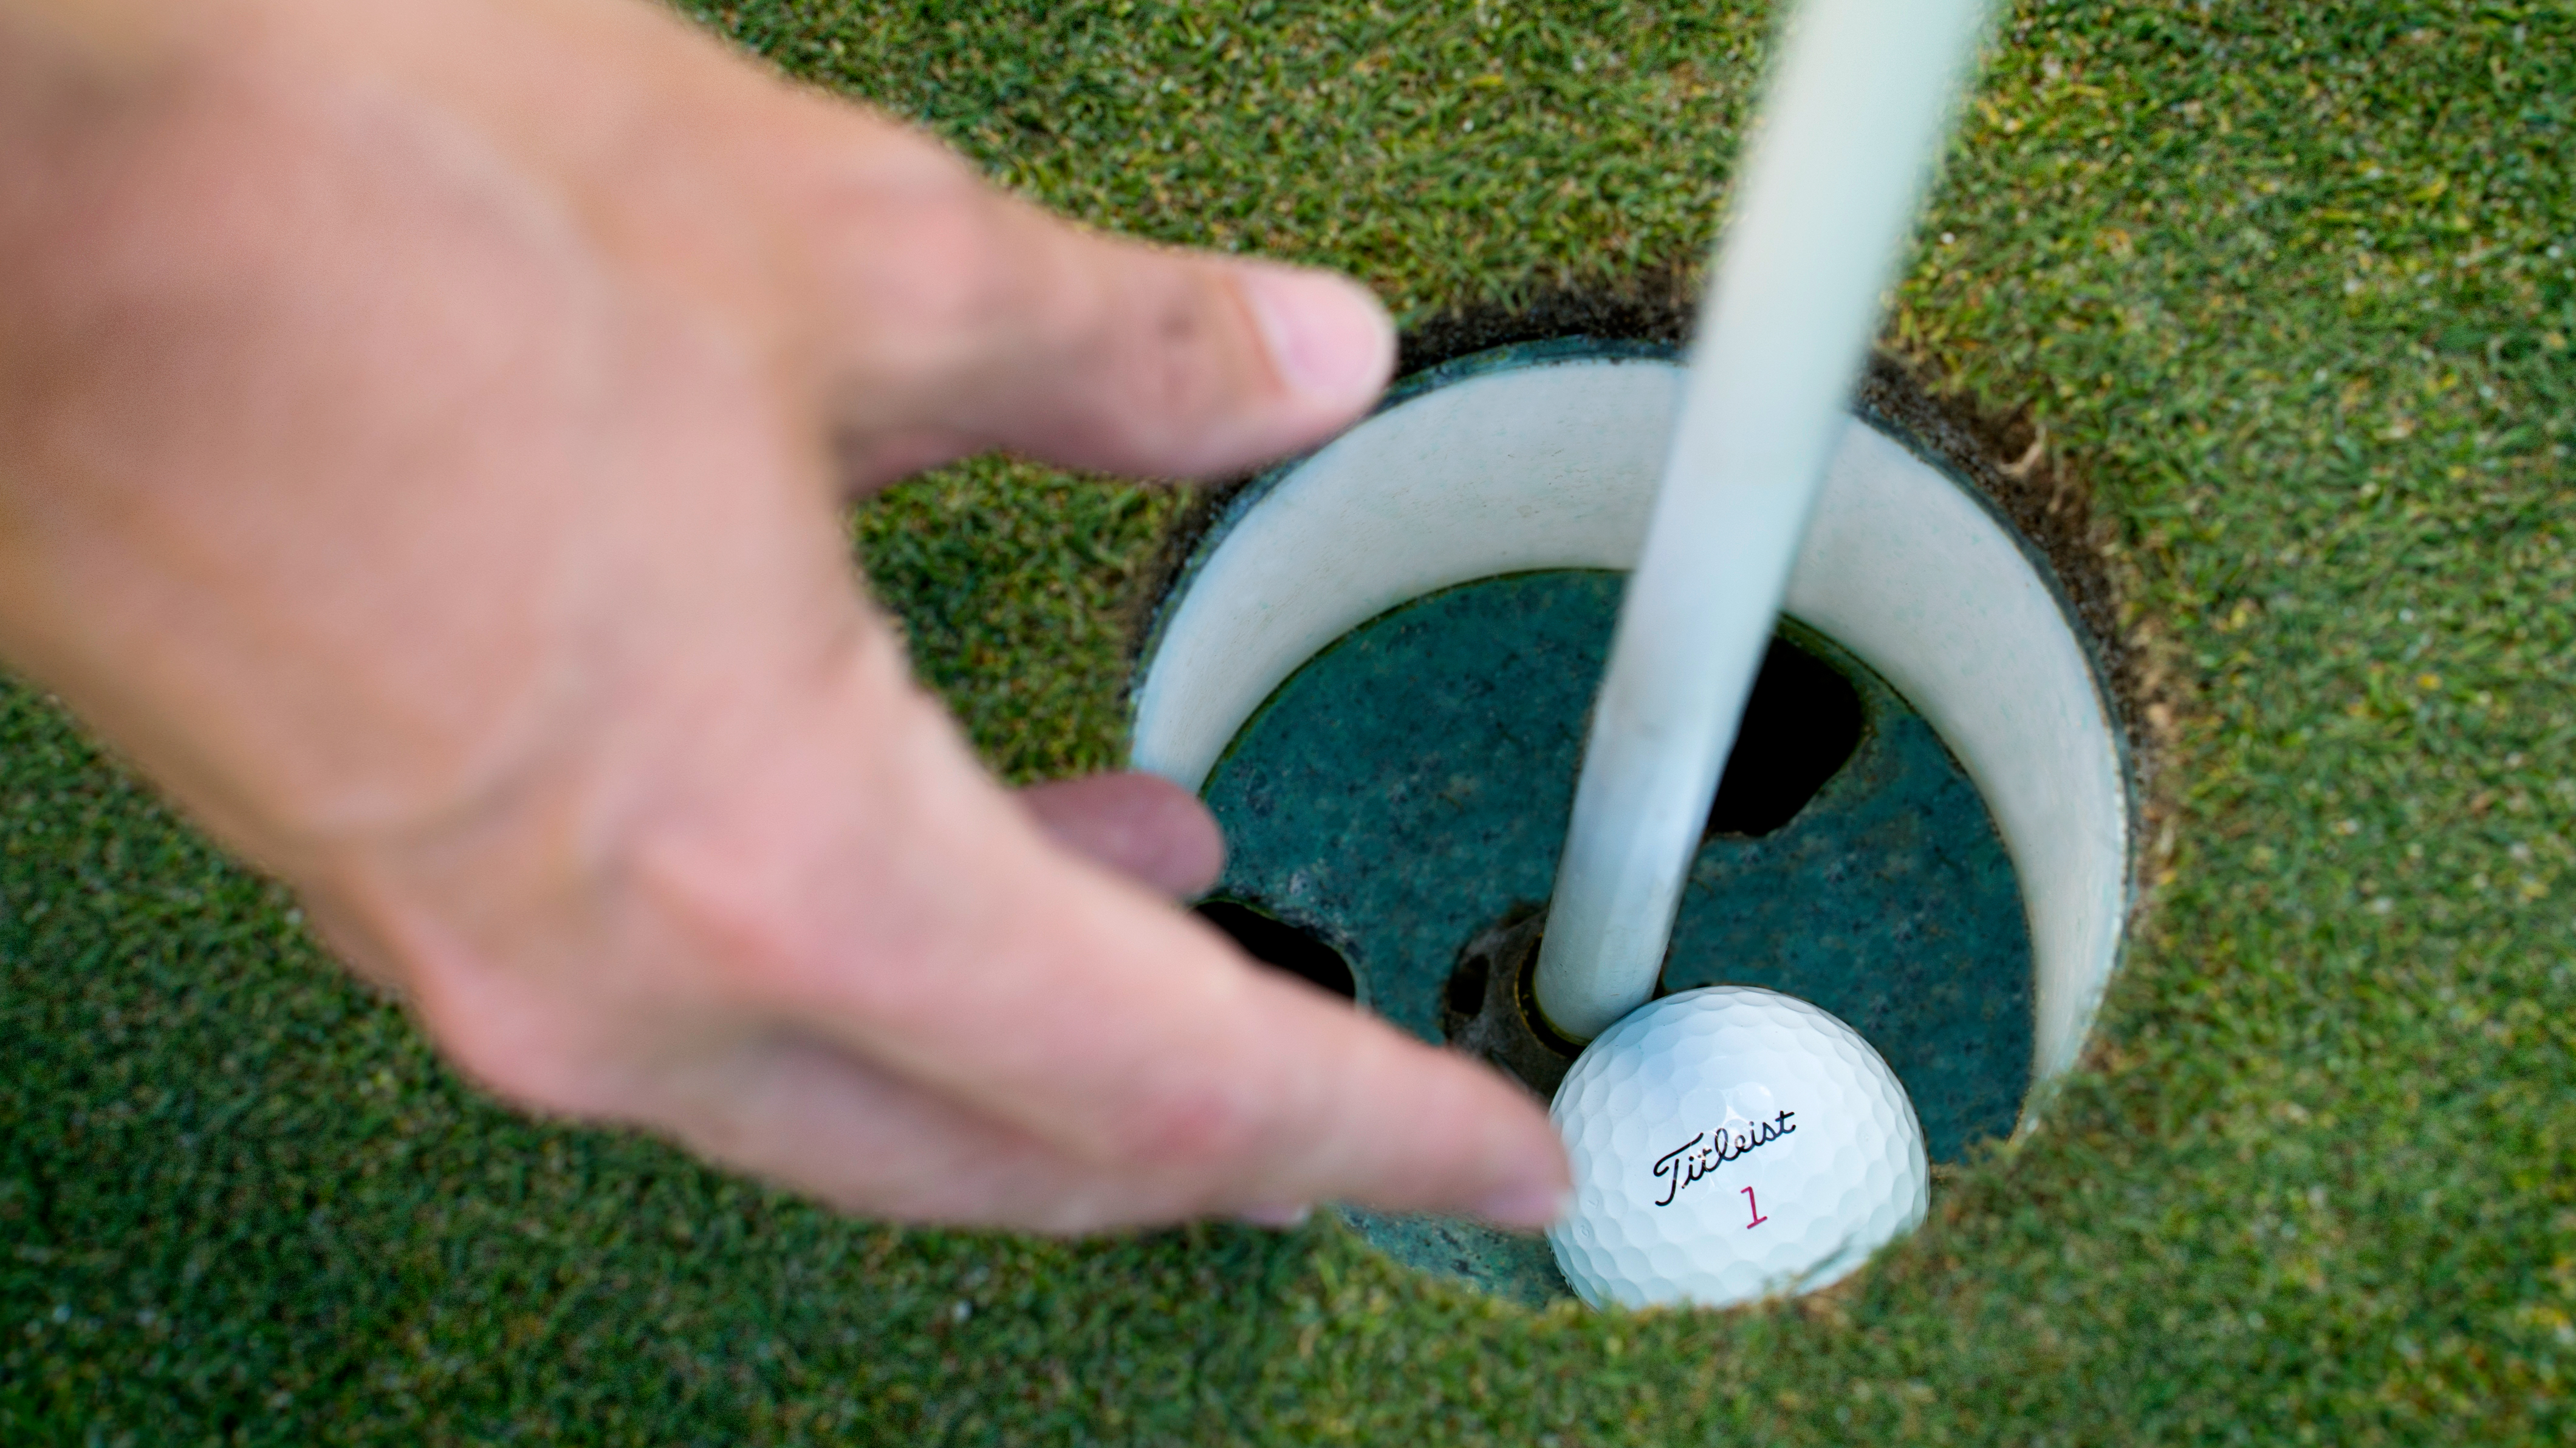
[639,651,1570,1226]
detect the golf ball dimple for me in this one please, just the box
[1546,985,1928,1310]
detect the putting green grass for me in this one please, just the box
[5,0,2572,1439]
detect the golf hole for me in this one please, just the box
[1444,951,1489,1019]
[1131,337,2137,1307]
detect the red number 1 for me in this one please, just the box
[1742,1186,1767,1228]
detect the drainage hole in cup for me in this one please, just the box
[1704,635,1866,840]
[1194,900,1358,1001]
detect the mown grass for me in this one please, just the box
[7,0,2574,1441]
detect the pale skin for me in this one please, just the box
[0,0,1567,1230]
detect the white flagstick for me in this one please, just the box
[1533,0,1993,1042]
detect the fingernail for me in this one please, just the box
[1478,1183,1572,1229]
[1236,1202,1314,1229]
[1240,266,1395,409]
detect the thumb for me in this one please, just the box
[970,244,1396,476]
[789,130,1395,482]
[1017,771,1224,899]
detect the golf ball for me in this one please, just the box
[1546,985,1928,1310]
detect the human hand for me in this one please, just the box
[0,0,1567,1229]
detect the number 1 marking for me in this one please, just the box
[1742,1186,1767,1228]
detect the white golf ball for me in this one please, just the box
[1546,985,1928,1310]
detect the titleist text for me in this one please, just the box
[1651,1110,1797,1207]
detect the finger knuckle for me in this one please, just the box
[1085,281,1241,456]
[1111,1079,1265,1172]
[634,825,823,1005]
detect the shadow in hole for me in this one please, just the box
[1705,635,1866,839]
[1194,901,1357,1001]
